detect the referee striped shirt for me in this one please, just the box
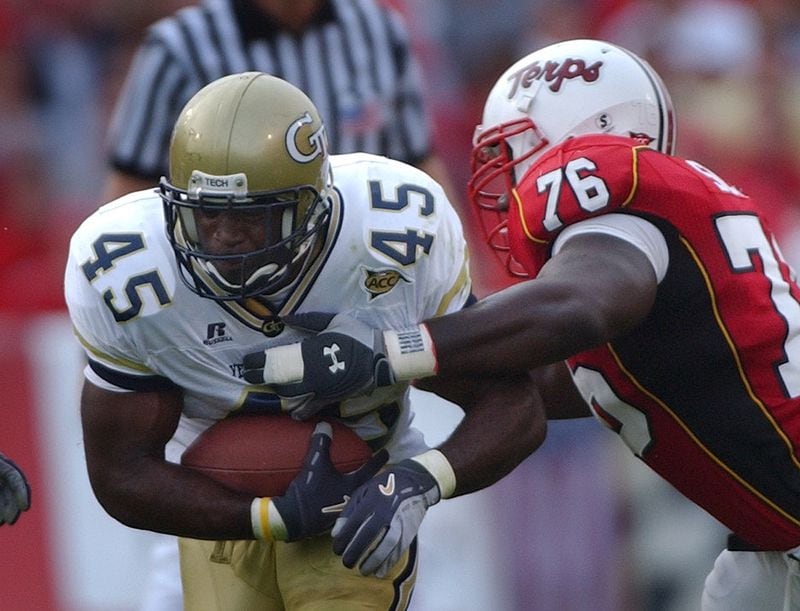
[107,0,432,181]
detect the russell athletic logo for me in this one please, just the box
[204,322,233,346]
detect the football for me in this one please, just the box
[181,414,373,497]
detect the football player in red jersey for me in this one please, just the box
[247,39,800,608]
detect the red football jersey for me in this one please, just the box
[510,134,800,550]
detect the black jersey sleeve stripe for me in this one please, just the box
[192,5,235,81]
[300,30,329,127]
[273,32,305,92]
[351,0,378,92]
[385,8,429,161]
[110,42,178,178]
[247,38,275,74]
[322,20,356,152]
[139,62,188,177]
[210,0,249,72]
[317,25,341,150]
[202,8,232,75]
[335,0,372,153]
[177,12,212,83]
[358,0,396,157]
[153,71,191,178]
[303,29,342,155]
[88,359,178,393]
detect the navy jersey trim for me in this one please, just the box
[88,359,178,393]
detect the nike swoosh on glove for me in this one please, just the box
[331,459,440,577]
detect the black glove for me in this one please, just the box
[331,458,440,576]
[266,422,388,542]
[243,312,395,420]
[0,453,30,526]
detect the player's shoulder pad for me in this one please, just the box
[331,152,443,188]
[330,152,455,222]
[539,133,643,173]
[328,153,466,274]
[67,190,179,317]
[518,134,645,242]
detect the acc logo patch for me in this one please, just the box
[362,268,409,300]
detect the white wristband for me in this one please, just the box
[383,323,438,381]
[262,344,304,385]
[411,449,457,499]
[250,498,288,541]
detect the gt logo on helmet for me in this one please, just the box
[286,112,328,164]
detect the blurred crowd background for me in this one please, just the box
[2,0,800,610]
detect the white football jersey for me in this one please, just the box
[65,153,471,462]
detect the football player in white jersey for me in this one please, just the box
[64,72,543,610]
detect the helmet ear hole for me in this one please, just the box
[595,112,614,132]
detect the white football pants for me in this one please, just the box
[702,546,800,610]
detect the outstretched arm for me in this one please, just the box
[416,371,547,496]
[426,233,658,377]
[245,232,657,409]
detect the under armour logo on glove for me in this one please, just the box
[324,344,345,373]
[242,312,396,420]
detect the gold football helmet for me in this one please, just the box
[160,72,332,301]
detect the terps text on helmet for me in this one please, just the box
[507,58,603,97]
